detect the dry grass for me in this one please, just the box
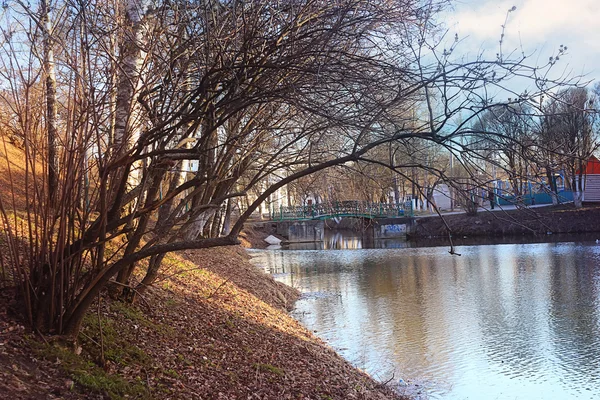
[0,139,30,211]
[1,247,405,399]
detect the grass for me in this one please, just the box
[254,363,285,376]
[79,308,151,367]
[27,301,169,399]
[31,340,150,400]
[109,301,174,335]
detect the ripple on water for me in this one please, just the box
[298,291,341,300]
[253,242,600,400]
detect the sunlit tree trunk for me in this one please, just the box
[113,0,147,155]
[109,0,150,292]
[41,0,58,207]
[221,199,233,236]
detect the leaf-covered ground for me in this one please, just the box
[1,246,406,399]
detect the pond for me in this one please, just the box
[250,236,600,399]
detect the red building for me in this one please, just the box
[579,156,600,202]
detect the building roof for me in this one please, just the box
[578,155,600,175]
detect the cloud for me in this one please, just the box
[447,0,600,81]
[453,0,600,43]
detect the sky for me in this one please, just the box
[446,0,600,86]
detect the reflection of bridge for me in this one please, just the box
[270,200,412,221]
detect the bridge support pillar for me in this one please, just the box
[372,217,415,239]
[275,220,325,243]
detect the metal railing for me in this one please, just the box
[270,200,413,221]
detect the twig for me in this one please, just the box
[108,279,155,317]
[254,363,261,385]
[79,331,100,347]
[426,193,461,256]
[35,328,49,345]
[143,367,151,390]
[205,278,230,300]
[97,294,105,366]
[155,266,207,282]
[380,371,396,386]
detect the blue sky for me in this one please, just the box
[445,0,600,86]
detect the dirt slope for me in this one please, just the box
[1,246,403,400]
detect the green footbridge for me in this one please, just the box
[270,200,413,221]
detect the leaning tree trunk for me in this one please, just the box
[113,0,147,155]
[134,162,188,298]
[109,0,149,217]
[209,208,222,238]
[104,0,149,299]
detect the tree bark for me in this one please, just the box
[41,0,58,207]
[221,199,232,236]
[113,0,147,155]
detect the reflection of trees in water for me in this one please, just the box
[470,246,553,380]
[290,231,600,251]
[324,231,363,249]
[322,229,412,249]
[352,252,461,380]
[456,243,600,391]
[253,244,600,398]
[276,252,364,343]
[547,246,600,386]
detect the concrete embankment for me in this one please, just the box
[408,204,600,239]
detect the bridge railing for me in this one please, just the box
[271,200,412,221]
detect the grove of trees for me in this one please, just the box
[0,0,597,339]
[470,86,599,206]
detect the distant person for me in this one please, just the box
[488,190,495,210]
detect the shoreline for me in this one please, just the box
[1,246,405,399]
[409,204,600,239]
[242,204,600,248]
[6,206,597,398]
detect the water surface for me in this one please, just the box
[251,239,600,399]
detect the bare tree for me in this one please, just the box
[471,104,535,197]
[0,0,587,338]
[546,88,598,207]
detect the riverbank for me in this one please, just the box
[0,245,404,399]
[409,203,600,239]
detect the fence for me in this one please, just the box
[270,200,413,221]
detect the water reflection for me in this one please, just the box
[325,230,364,250]
[250,240,600,400]
[285,230,600,251]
